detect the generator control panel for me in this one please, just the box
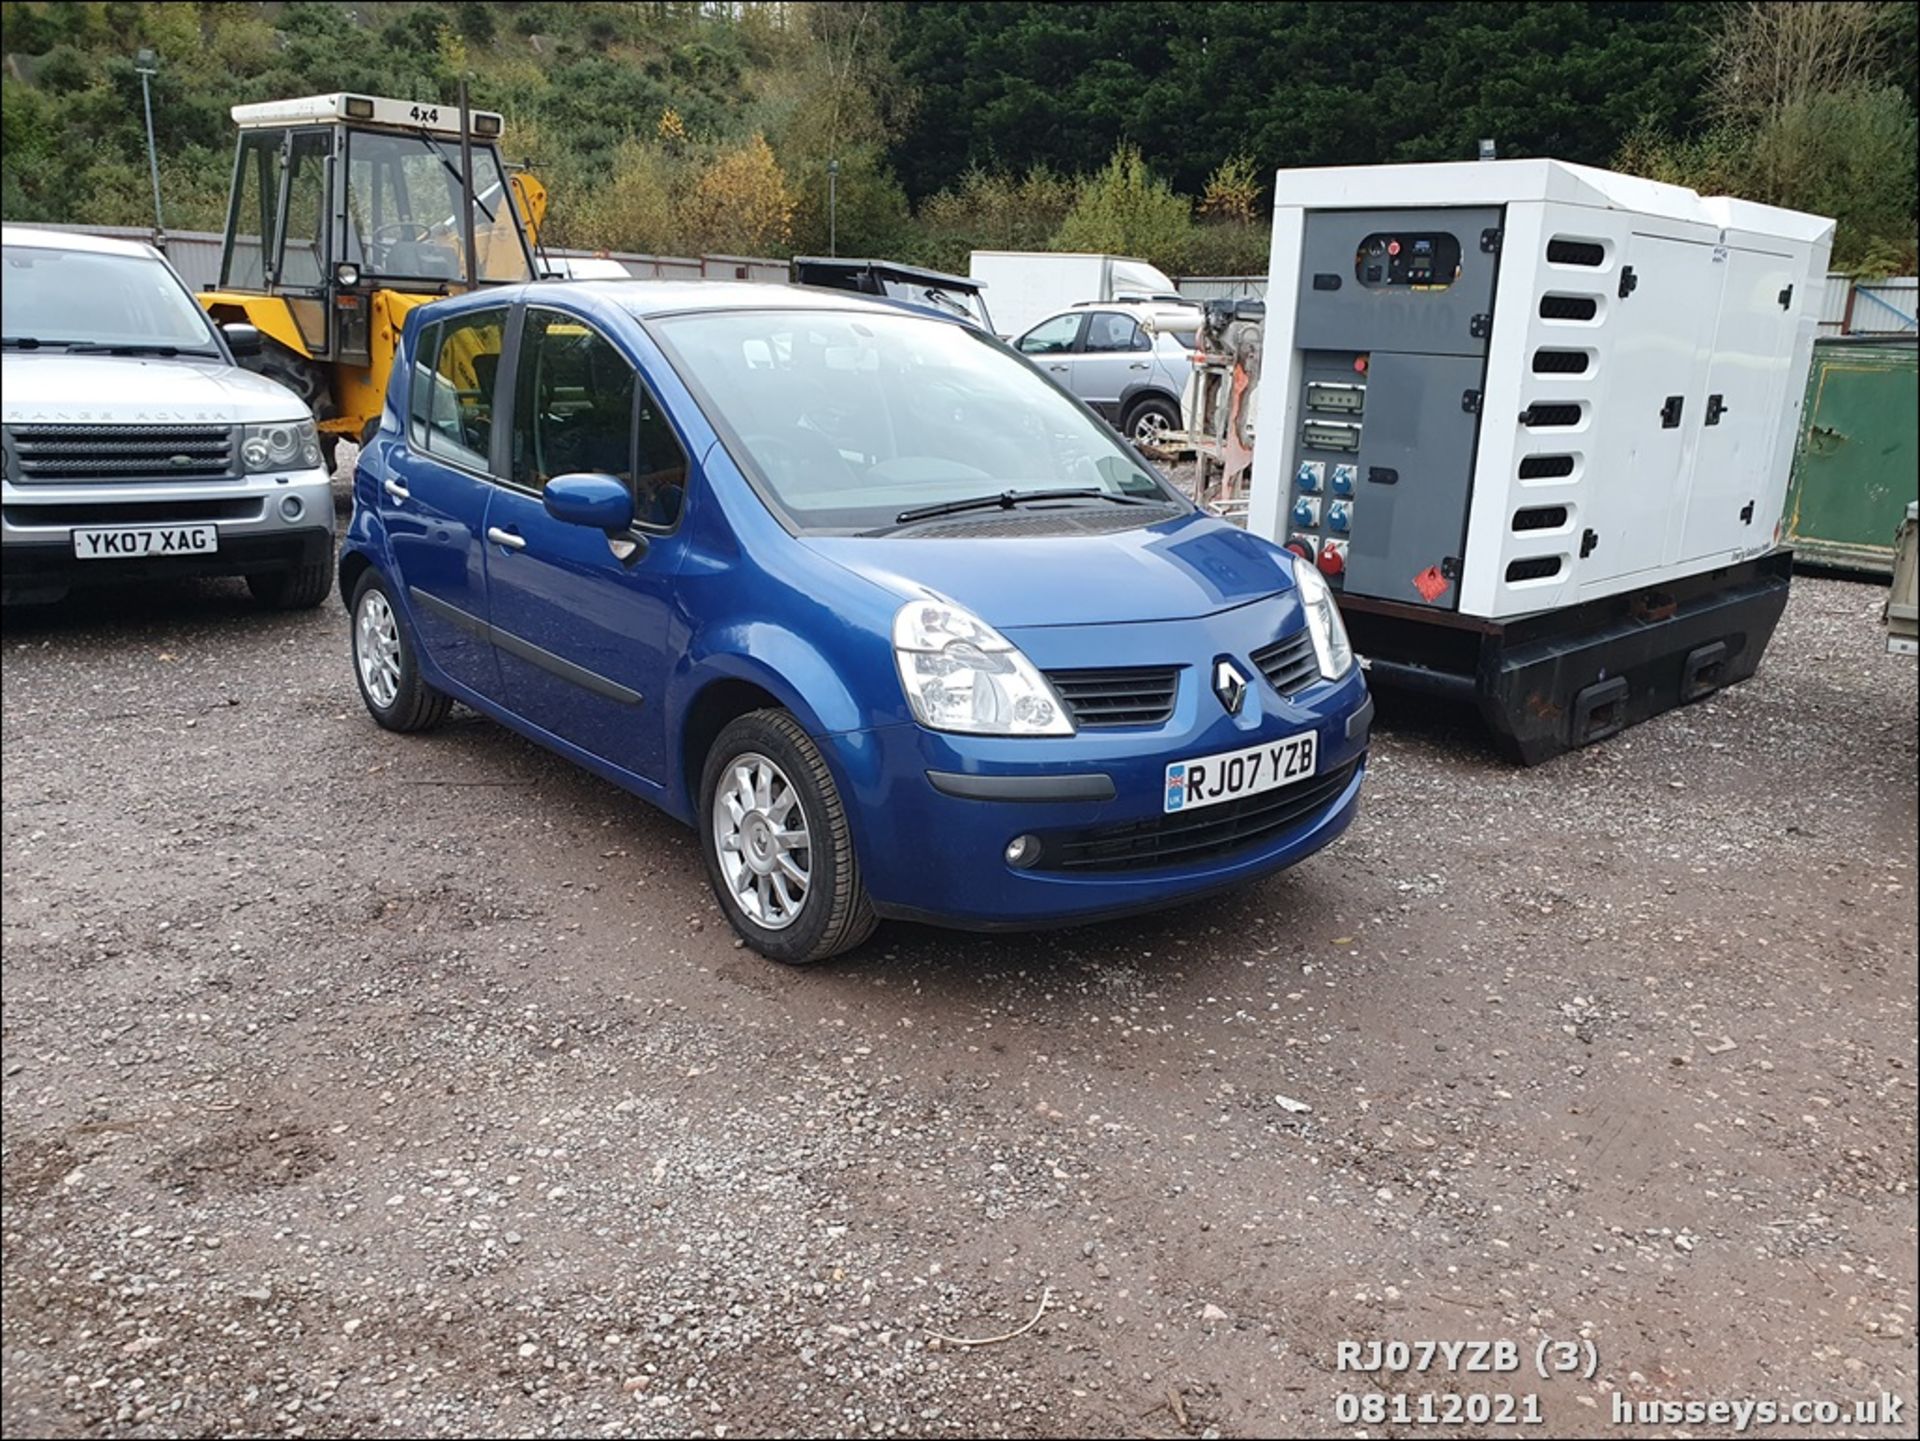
[1355,231,1462,289]
[1282,204,1504,608]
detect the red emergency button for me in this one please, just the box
[1353,354,1369,374]
[1387,239,1401,256]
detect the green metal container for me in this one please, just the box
[1785,336,1919,574]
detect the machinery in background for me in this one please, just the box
[1146,298,1265,514]
[1888,503,1919,656]
[197,92,547,467]
[1247,159,1833,763]
[791,256,994,331]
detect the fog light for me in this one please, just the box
[279,495,304,522]
[1005,834,1041,869]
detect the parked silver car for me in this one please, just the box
[1,227,334,608]
[1013,306,1193,447]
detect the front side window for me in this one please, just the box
[279,129,330,288]
[3,244,220,354]
[511,310,687,528]
[1016,313,1081,355]
[652,309,1180,534]
[344,131,533,285]
[414,307,508,470]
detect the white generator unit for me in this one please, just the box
[1247,159,1834,761]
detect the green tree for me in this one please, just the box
[1055,144,1192,270]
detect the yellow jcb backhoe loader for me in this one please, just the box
[197,92,548,468]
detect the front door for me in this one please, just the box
[381,305,511,696]
[1014,312,1086,396]
[485,306,692,783]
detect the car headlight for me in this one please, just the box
[893,599,1074,736]
[241,419,323,473]
[1292,561,1354,681]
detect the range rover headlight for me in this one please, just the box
[1292,560,1354,681]
[893,599,1074,736]
[241,418,323,473]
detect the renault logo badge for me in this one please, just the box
[1213,659,1248,716]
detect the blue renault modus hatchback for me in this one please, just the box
[341,282,1371,963]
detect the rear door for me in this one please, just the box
[483,305,693,783]
[1069,310,1153,421]
[381,305,511,695]
[1680,245,1799,561]
[1578,234,1723,591]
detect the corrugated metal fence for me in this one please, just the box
[1825,275,1917,335]
[16,224,1913,334]
[5,222,790,287]
[1175,275,1267,302]
[1177,270,1916,334]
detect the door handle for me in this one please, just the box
[1047,364,1070,373]
[383,478,410,503]
[1128,362,1150,370]
[486,526,526,551]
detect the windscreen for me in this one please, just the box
[652,309,1178,533]
[2,245,220,353]
[343,131,533,284]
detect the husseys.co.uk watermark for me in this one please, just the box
[1332,1336,1906,1431]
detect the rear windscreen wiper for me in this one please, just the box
[894,487,1157,525]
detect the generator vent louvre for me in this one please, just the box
[1546,238,1605,267]
[1520,402,1584,428]
[1531,348,1591,375]
[1518,454,1576,480]
[1505,556,1564,582]
[1512,505,1570,532]
[1538,294,1599,321]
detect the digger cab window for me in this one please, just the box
[343,131,533,286]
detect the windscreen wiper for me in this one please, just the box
[62,342,209,357]
[2,336,53,349]
[894,487,1157,525]
[417,129,499,225]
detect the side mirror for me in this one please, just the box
[544,473,635,533]
[222,322,263,358]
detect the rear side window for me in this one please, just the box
[1084,312,1145,353]
[413,307,508,471]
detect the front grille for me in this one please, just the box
[1252,629,1318,696]
[4,498,261,527]
[1047,666,1179,728]
[7,424,235,482]
[1040,759,1359,872]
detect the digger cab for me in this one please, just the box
[210,93,537,375]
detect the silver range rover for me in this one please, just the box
[2,226,334,609]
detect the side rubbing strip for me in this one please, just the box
[410,585,643,706]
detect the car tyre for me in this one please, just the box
[248,542,336,611]
[1123,394,1179,449]
[349,568,451,732]
[699,709,877,965]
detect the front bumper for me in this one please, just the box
[2,466,333,592]
[828,628,1371,929]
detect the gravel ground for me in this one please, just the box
[2,570,1914,1439]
